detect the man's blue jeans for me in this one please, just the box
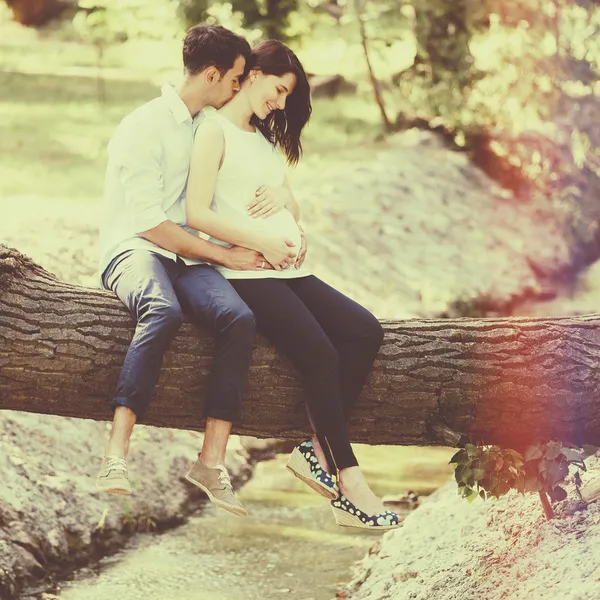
[102,250,255,422]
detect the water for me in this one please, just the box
[56,447,454,600]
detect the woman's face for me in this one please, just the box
[248,71,297,119]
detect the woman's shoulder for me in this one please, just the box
[194,116,226,143]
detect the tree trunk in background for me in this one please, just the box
[2,245,600,451]
[411,0,477,87]
[5,0,72,26]
[354,0,392,132]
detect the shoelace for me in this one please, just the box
[106,456,127,474]
[216,465,233,490]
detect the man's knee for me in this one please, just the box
[218,302,256,339]
[141,302,183,335]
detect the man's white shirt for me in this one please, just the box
[98,84,205,285]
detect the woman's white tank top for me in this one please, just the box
[206,111,309,280]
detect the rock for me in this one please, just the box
[0,411,256,599]
[382,491,420,510]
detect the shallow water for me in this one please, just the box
[56,447,453,600]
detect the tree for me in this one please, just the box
[4,0,75,26]
[2,245,600,451]
[178,0,299,40]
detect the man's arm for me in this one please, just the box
[111,118,263,270]
[140,220,264,270]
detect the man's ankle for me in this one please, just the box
[105,448,126,460]
[198,454,225,469]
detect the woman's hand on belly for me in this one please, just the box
[258,235,297,270]
[248,186,293,219]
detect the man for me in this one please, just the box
[96,24,297,517]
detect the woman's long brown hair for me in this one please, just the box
[247,40,312,166]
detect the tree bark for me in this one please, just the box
[2,245,600,451]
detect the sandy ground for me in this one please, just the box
[344,457,600,600]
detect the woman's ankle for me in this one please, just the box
[338,466,366,489]
[311,436,332,474]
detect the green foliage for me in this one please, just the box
[72,0,181,45]
[179,0,299,40]
[450,440,595,517]
[450,444,525,503]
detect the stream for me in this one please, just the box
[51,447,454,600]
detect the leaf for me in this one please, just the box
[525,474,543,493]
[472,468,486,481]
[450,449,468,464]
[465,488,478,504]
[488,473,499,491]
[545,442,562,461]
[455,464,472,484]
[495,481,510,497]
[546,460,569,488]
[495,456,504,471]
[465,444,476,454]
[484,458,496,472]
[525,444,543,462]
[582,445,599,458]
[561,448,583,462]
[548,486,568,502]
[479,489,486,500]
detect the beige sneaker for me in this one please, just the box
[96,455,132,495]
[185,457,248,517]
[581,474,600,504]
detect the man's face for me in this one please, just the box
[212,55,246,108]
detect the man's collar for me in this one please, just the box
[161,84,192,125]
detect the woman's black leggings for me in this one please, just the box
[230,275,384,471]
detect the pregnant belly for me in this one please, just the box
[260,211,302,256]
[208,207,302,257]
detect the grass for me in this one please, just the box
[0,69,158,201]
[0,25,384,203]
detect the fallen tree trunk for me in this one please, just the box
[1,245,599,451]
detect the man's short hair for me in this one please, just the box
[183,25,251,76]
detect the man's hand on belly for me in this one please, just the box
[223,247,274,271]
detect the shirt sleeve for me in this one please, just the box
[108,119,168,234]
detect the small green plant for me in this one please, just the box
[450,440,595,519]
[120,500,157,533]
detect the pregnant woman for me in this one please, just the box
[185,39,401,531]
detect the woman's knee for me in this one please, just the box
[308,339,339,373]
[369,316,385,350]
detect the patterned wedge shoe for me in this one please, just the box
[286,440,338,501]
[331,493,403,531]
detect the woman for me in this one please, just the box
[186,39,401,530]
